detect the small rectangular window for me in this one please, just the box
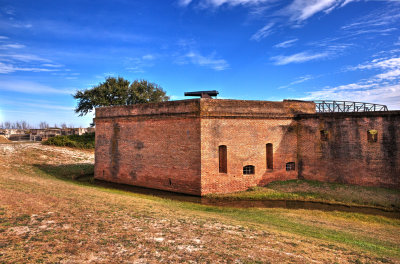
[219,145,227,173]
[243,165,255,175]
[367,130,378,142]
[286,162,295,171]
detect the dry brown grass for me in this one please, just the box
[0,135,11,143]
[0,143,399,263]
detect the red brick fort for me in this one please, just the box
[94,94,400,195]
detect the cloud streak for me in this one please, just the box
[180,51,229,71]
[0,80,74,94]
[271,51,329,65]
[274,38,298,48]
[251,22,275,41]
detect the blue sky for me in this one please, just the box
[0,0,399,127]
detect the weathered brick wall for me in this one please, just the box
[94,100,202,195]
[95,98,399,195]
[200,118,300,194]
[199,99,315,195]
[297,112,400,189]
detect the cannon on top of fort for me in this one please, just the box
[184,90,219,99]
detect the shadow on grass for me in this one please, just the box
[33,163,95,183]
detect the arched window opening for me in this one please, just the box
[286,162,295,171]
[243,165,255,175]
[219,145,227,173]
[266,143,273,170]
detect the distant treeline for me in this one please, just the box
[43,133,95,149]
[0,121,80,129]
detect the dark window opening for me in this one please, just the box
[320,130,328,141]
[219,145,227,173]
[286,162,295,171]
[243,165,255,175]
[168,178,172,186]
[266,143,273,169]
[367,130,378,142]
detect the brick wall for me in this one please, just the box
[94,99,399,196]
[297,111,400,189]
[94,100,202,195]
[199,99,315,195]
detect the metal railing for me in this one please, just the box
[313,100,388,113]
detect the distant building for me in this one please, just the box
[0,127,95,142]
[94,97,400,195]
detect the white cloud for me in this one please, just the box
[375,69,400,80]
[251,22,274,41]
[0,54,51,63]
[274,38,298,48]
[0,80,73,94]
[0,44,25,49]
[142,54,155,60]
[126,54,156,73]
[183,51,229,70]
[0,62,59,74]
[178,0,193,6]
[11,23,33,29]
[284,0,340,22]
[351,57,400,71]
[271,51,329,65]
[200,0,269,8]
[279,74,313,89]
[42,63,63,68]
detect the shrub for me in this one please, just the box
[43,132,95,149]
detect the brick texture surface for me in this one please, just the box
[94,99,400,195]
[297,112,400,189]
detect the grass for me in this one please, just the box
[42,132,95,149]
[207,179,400,210]
[1,143,400,263]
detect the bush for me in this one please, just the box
[43,132,95,149]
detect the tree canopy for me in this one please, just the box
[73,77,169,116]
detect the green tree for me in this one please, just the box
[73,77,169,116]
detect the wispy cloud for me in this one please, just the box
[183,0,270,8]
[178,51,229,71]
[0,80,74,94]
[283,0,342,22]
[174,40,229,71]
[271,51,329,65]
[178,0,193,6]
[350,57,400,71]
[0,36,68,74]
[0,44,25,49]
[0,62,59,74]
[251,22,275,41]
[126,54,156,73]
[279,74,313,89]
[274,38,298,48]
[0,54,51,63]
